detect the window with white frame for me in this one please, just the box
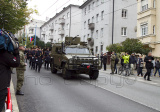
[141,0,148,11]
[121,27,127,36]
[96,14,99,22]
[92,16,94,23]
[141,23,148,36]
[96,30,99,38]
[92,2,95,9]
[88,19,90,24]
[153,0,156,8]
[67,12,70,18]
[84,21,86,29]
[83,35,86,42]
[84,8,87,15]
[101,11,104,20]
[122,9,127,18]
[153,25,155,34]
[101,28,103,37]
[88,5,90,12]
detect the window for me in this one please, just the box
[88,5,90,12]
[92,2,95,9]
[66,23,69,29]
[88,19,90,24]
[83,35,86,42]
[96,14,99,22]
[101,11,104,20]
[84,8,87,15]
[63,15,65,19]
[153,25,155,34]
[96,46,98,53]
[88,34,90,38]
[101,45,103,52]
[101,0,104,3]
[92,16,94,23]
[96,0,99,7]
[141,0,148,11]
[84,21,86,29]
[67,12,70,18]
[122,9,127,18]
[96,30,99,38]
[101,28,103,37]
[153,0,156,8]
[55,20,57,26]
[141,23,148,36]
[121,27,127,36]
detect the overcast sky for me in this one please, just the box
[27,0,84,21]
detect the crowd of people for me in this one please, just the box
[99,51,159,81]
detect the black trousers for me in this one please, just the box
[144,68,151,80]
[32,62,35,69]
[138,67,143,76]
[104,63,106,70]
[36,63,42,72]
[0,88,7,112]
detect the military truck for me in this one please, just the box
[50,37,101,80]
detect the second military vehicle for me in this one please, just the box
[50,37,101,80]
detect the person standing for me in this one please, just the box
[144,52,154,81]
[137,55,144,77]
[0,49,20,111]
[154,59,160,77]
[129,53,136,75]
[16,44,27,95]
[44,48,49,69]
[110,51,116,74]
[114,53,119,74]
[100,52,103,68]
[103,53,107,71]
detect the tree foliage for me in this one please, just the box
[0,0,38,33]
[106,38,151,55]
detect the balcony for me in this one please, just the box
[41,31,45,35]
[88,23,95,30]
[59,18,65,24]
[138,8,156,20]
[58,29,65,35]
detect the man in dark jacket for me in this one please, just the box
[0,49,20,111]
[103,53,107,71]
[129,53,136,74]
[144,52,154,81]
[154,59,160,77]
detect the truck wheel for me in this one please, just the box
[51,64,57,74]
[62,69,71,79]
[89,70,99,80]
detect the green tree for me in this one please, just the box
[106,43,123,53]
[0,0,38,33]
[45,42,52,49]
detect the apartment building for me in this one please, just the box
[137,0,160,57]
[40,5,82,43]
[80,0,137,55]
[15,19,45,39]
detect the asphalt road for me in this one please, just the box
[12,65,159,112]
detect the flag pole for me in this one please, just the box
[34,25,37,46]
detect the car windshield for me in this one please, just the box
[65,47,90,54]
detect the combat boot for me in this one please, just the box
[16,90,24,95]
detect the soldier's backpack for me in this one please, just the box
[0,33,10,50]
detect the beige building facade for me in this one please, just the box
[137,0,160,57]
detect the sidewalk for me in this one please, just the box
[99,68,160,87]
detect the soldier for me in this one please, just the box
[45,54,51,70]
[36,48,43,72]
[28,48,32,68]
[16,44,27,95]
[44,48,50,69]
[110,51,116,74]
[31,47,36,69]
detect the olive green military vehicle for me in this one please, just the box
[50,37,101,80]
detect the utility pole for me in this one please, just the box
[112,0,115,45]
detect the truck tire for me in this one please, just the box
[89,70,99,80]
[51,64,57,74]
[62,69,71,79]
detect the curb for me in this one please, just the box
[10,80,19,112]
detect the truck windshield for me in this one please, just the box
[65,48,90,54]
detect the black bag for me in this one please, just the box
[115,57,119,64]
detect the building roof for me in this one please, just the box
[79,0,92,9]
[40,4,80,28]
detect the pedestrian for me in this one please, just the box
[122,52,130,76]
[0,48,20,111]
[31,47,36,70]
[114,53,119,74]
[129,53,136,75]
[103,53,107,71]
[137,55,144,77]
[16,44,27,95]
[144,52,154,81]
[35,48,43,72]
[44,48,50,69]
[120,53,124,68]
[150,58,155,76]
[154,59,160,77]
[46,55,51,70]
[100,52,103,67]
[110,51,116,74]
[28,49,32,68]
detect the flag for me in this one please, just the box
[30,37,33,43]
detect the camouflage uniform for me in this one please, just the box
[16,50,26,91]
[111,54,116,73]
